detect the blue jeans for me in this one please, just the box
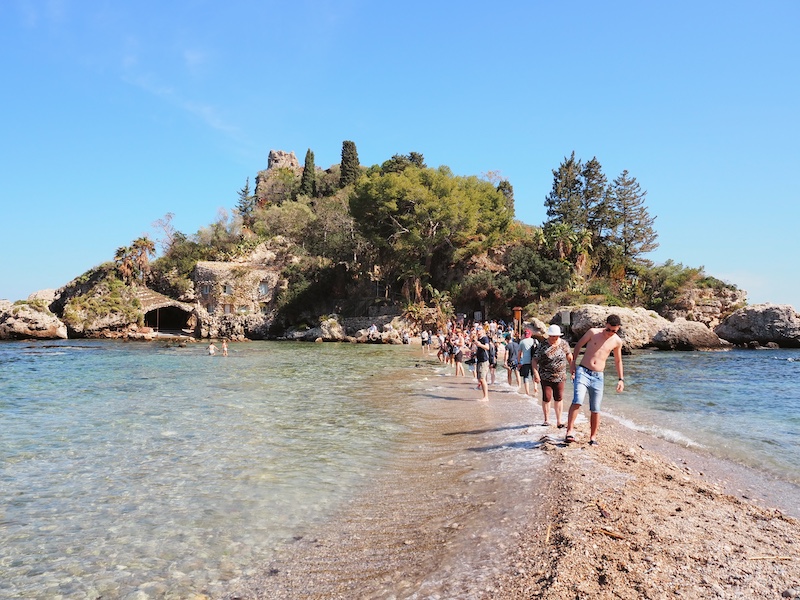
[573,365,604,413]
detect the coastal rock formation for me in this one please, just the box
[651,318,726,350]
[28,289,57,304]
[286,316,348,342]
[267,149,300,170]
[554,305,669,351]
[658,285,747,329]
[552,304,726,351]
[714,303,800,348]
[0,300,68,340]
[523,317,548,337]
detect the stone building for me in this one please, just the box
[193,261,280,317]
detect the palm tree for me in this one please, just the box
[114,246,135,283]
[131,237,156,282]
[425,284,454,332]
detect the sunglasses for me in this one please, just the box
[604,327,621,334]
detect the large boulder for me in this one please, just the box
[522,317,548,337]
[652,319,726,350]
[714,303,800,348]
[554,305,669,351]
[0,300,68,340]
[551,304,727,351]
[293,316,347,342]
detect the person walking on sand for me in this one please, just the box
[565,314,625,446]
[487,336,498,385]
[532,324,573,428]
[473,325,492,401]
[504,333,521,388]
[452,330,466,377]
[517,329,539,397]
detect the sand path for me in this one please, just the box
[223,370,800,599]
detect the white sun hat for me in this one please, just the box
[546,324,563,337]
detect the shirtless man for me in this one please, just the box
[565,314,625,445]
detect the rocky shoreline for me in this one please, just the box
[221,370,800,600]
[2,295,800,350]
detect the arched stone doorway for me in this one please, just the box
[144,306,194,333]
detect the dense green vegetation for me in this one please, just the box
[142,142,737,325]
[61,268,143,331]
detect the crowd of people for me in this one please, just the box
[419,314,625,445]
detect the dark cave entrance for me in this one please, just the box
[144,306,194,332]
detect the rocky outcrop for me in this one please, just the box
[28,289,57,304]
[267,149,300,170]
[523,317,548,337]
[658,286,747,329]
[652,319,727,351]
[282,315,411,343]
[714,303,800,348]
[551,304,724,351]
[554,305,669,350]
[285,316,349,342]
[0,300,68,340]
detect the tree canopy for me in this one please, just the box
[350,165,511,302]
[141,141,725,326]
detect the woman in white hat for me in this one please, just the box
[532,324,573,427]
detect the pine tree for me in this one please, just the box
[497,179,514,215]
[236,178,256,227]
[299,149,317,197]
[581,157,609,242]
[339,140,361,188]
[544,151,584,229]
[607,170,659,268]
[408,152,426,168]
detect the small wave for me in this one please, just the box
[607,413,703,449]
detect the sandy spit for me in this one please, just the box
[221,368,800,600]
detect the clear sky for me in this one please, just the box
[2,1,798,309]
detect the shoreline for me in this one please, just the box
[222,364,800,599]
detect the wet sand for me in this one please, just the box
[222,368,800,599]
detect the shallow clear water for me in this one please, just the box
[602,348,800,483]
[0,340,421,599]
[1,341,799,599]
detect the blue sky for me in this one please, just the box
[1,1,798,309]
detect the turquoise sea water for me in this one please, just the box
[606,348,800,484]
[0,341,422,599]
[0,340,799,599]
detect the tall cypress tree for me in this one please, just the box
[299,148,317,197]
[339,140,361,188]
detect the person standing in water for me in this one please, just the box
[565,314,625,446]
[517,329,539,397]
[532,324,573,428]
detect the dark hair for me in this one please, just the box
[606,314,621,327]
